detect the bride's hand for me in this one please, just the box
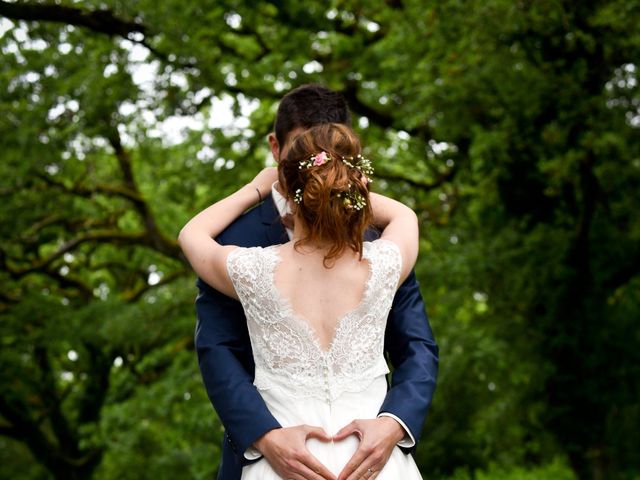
[251,167,278,201]
[333,417,405,480]
[254,424,336,480]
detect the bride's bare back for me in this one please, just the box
[273,243,370,351]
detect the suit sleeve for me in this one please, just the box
[195,279,280,456]
[378,269,439,453]
[193,210,281,462]
[194,278,281,459]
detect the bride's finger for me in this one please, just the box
[305,425,332,442]
[333,421,362,442]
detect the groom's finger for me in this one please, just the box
[297,451,337,480]
[295,459,336,480]
[347,460,382,480]
[337,447,369,480]
[301,426,336,479]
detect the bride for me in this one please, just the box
[178,123,422,479]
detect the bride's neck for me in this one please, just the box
[290,224,361,265]
[291,221,337,256]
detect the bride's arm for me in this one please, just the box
[369,192,419,286]
[178,167,278,298]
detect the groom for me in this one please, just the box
[194,84,439,480]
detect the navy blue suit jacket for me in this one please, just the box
[194,195,439,480]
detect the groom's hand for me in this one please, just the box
[254,425,337,480]
[333,417,405,480]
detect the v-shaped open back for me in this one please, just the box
[268,244,376,354]
[226,238,402,402]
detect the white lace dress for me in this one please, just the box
[226,238,423,479]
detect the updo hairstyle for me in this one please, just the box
[278,123,372,266]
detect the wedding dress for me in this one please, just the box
[226,238,424,479]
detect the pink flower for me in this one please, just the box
[313,151,329,166]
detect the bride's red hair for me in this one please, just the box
[278,123,372,267]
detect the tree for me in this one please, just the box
[1,1,638,479]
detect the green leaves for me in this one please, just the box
[1,0,639,478]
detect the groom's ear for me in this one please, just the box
[268,133,281,163]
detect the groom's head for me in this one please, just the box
[269,84,351,162]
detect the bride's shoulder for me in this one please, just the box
[366,237,402,256]
[227,245,260,257]
[226,245,265,269]
[227,243,284,266]
[365,238,403,274]
[226,245,284,291]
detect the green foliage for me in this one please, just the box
[95,351,221,480]
[0,0,639,479]
[443,456,578,480]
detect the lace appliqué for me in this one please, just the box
[226,238,402,402]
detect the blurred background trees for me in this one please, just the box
[0,1,638,479]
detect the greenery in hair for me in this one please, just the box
[294,151,373,210]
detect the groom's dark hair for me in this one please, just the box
[274,84,351,146]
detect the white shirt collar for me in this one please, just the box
[270,181,293,240]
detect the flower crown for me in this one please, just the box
[293,151,373,211]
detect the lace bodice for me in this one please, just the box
[226,238,402,402]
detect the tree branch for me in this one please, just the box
[34,172,144,204]
[123,269,191,302]
[342,80,396,130]
[3,230,147,278]
[33,346,79,456]
[0,423,20,439]
[0,393,61,472]
[77,343,111,425]
[106,128,180,258]
[41,269,94,301]
[376,164,457,191]
[0,1,146,38]
[341,80,438,144]
[604,245,640,292]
